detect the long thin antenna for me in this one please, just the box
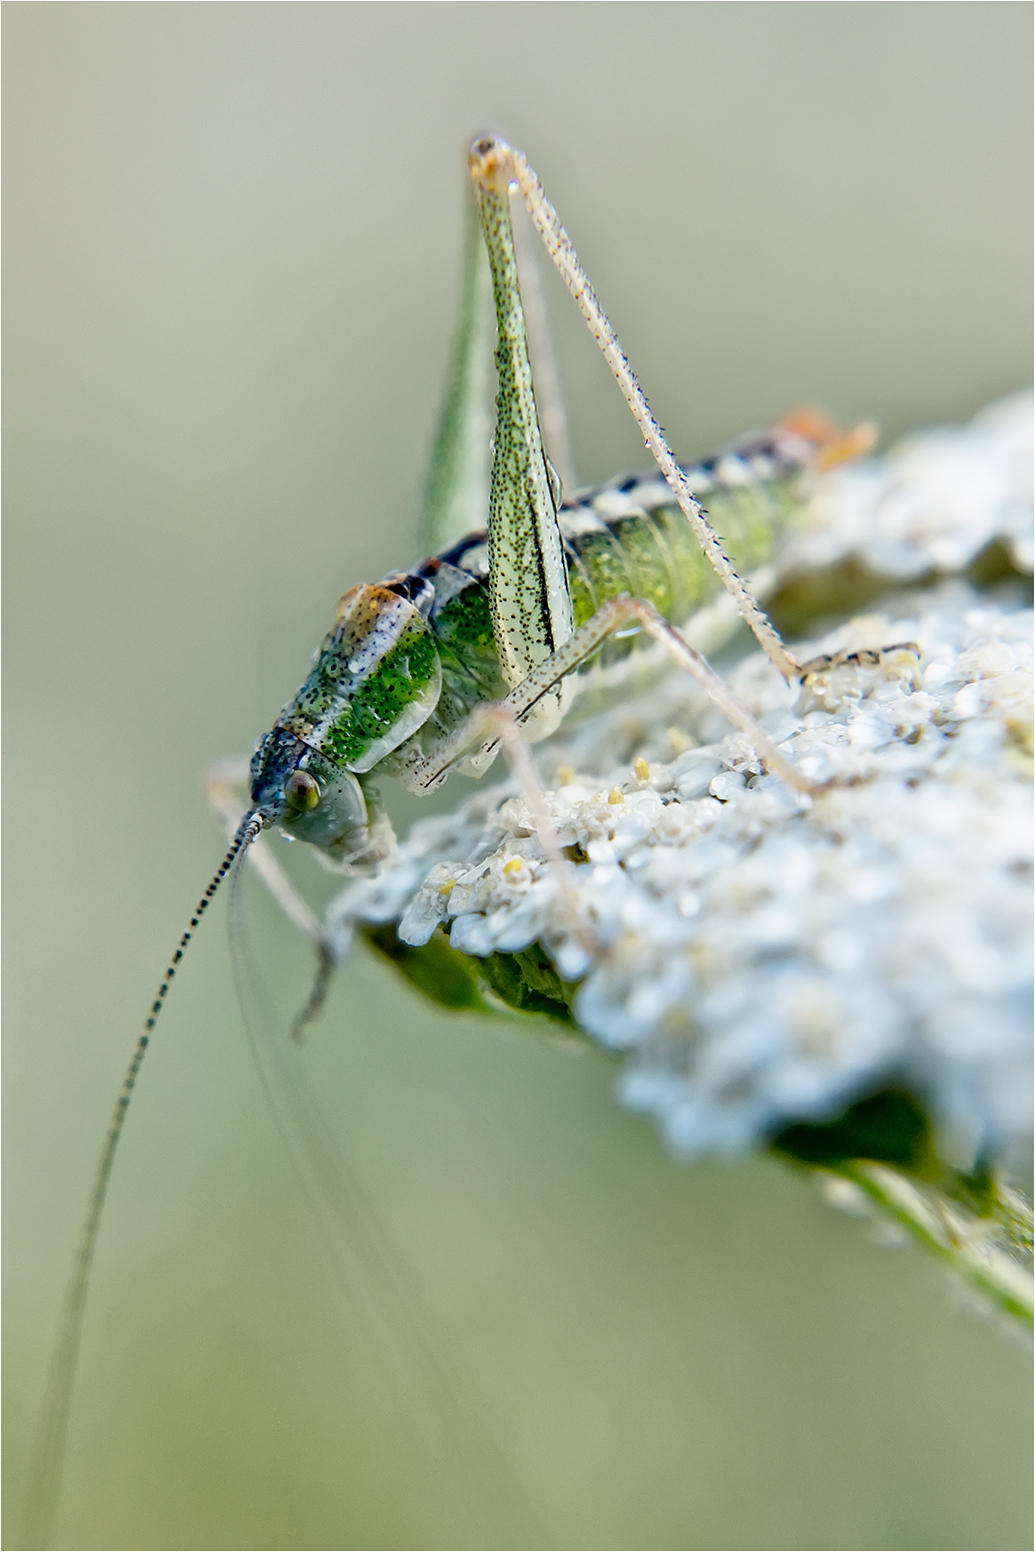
[224,844,548,1544]
[469,136,801,682]
[23,810,264,1551]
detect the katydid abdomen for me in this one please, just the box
[439,422,814,660]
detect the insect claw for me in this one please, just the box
[289,938,339,1044]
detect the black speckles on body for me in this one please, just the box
[421,430,810,723]
[475,173,574,691]
[273,585,443,772]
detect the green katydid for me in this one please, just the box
[25,135,877,1548]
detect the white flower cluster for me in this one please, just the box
[784,390,1033,580]
[329,399,1033,1166]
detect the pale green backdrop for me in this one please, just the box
[4,5,1032,1549]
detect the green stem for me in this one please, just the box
[835,1161,1033,1329]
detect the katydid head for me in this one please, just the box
[249,727,372,861]
[249,579,444,867]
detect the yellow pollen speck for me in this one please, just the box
[608,787,625,805]
[503,857,524,877]
[668,726,694,754]
[634,756,651,782]
[440,879,456,896]
[556,764,576,786]
[1006,717,1034,757]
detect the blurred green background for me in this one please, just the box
[4,5,1032,1549]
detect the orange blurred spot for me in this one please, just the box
[778,407,878,471]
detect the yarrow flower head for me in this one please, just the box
[324,393,1033,1320]
[338,593,1031,1167]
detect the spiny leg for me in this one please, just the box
[406,592,813,798]
[509,190,577,495]
[469,135,802,684]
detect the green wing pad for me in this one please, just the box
[277,584,442,773]
[421,558,508,724]
[426,561,498,665]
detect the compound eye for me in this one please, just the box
[284,769,321,812]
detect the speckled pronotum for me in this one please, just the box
[25,134,875,1546]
